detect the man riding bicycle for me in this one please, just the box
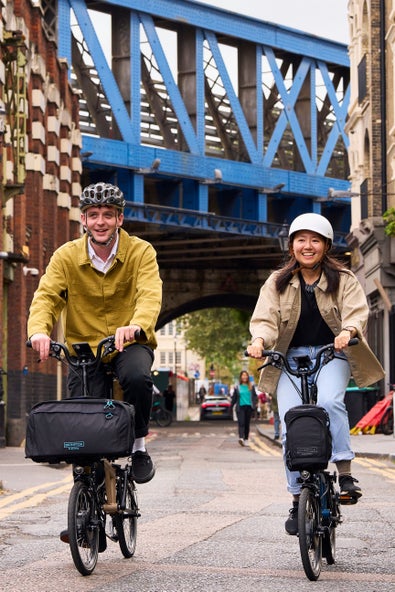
[27,182,162,492]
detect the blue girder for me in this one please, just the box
[59,0,352,236]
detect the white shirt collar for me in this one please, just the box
[88,232,119,273]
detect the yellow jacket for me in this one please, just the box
[27,229,162,352]
[250,269,384,393]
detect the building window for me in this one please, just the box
[160,327,166,336]
[168,352,173,365]
[358,55,367,103]
[160,352,166,365]
[168,323,174,336]
[175,351,182,365]
[360,178,368,219]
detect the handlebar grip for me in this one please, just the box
[348,337,359,346]
[26,340,32,348]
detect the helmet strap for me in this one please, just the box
[86,228,118,247]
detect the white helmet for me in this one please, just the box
[288,213,334,242]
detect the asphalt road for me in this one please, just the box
[1,420,395,591]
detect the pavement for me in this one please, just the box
[255,419,395,462]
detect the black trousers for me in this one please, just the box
[67,343,154,439]
[237,405,253,440]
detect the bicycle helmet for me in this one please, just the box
[288,213,334,243]
[80,182,125,212]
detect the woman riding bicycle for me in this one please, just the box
[27,182,162,488]
[247,213,384,536]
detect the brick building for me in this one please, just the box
[0,0,81,445]
[345,0,395,390]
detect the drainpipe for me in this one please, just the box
[380,0,387,213]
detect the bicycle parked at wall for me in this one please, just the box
[25,335,139,576]
[379,388,394,435]
[254,339,358,581]
[150,392,173,427]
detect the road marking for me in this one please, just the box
[250,434,282,456]
[354,456,395,481]
[0,474,73,520]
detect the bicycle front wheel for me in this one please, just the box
[154,408,173,427]
[114,482,138,558]
[298,487,322,581]
[68,480,99,576]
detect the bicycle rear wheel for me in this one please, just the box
[298,487,322,581]
[114,481,138,558]
[154,408,173,427]
[68,480,99,576]
[322,524,336,565]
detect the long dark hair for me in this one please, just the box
[275,250,351,294]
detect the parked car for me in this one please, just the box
[200,395,233,420]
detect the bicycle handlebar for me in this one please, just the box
[26,329,142,368]
[246,338,359,378]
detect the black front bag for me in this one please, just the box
[25,398,135,464]
[284,404,332,472]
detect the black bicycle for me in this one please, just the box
[379,392,394,435]
[26,335,139,576]
[151,394,173,427]
[255,339,358,581]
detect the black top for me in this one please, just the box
[289,273,335,347]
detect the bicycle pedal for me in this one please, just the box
[339,494,358,505]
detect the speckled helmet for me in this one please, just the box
[288,213,334,243]
[80,182,125,212]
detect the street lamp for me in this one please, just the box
[278,223,289,258]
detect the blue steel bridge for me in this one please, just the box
[51,0,350,282]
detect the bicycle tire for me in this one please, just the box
[114,482,138,558]
[380,406,394,435]
[68,480,99,576]
[298,487,322,581]
[322,524,336,565]
[154,408,173,427]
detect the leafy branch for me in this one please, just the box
[383,207,395,236]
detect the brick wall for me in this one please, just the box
[2,1,82,444]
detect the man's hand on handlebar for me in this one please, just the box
[115,324,141,352]
[29,333,52,362]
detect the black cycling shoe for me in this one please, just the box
[339,475,362,505]
[60,529,69,544]
[285,502,299,535]
[60,527,106,552]
[131,450,155,484]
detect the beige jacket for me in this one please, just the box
[250,270,385,394]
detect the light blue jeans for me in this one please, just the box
[276,345,354,495]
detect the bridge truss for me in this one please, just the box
[45,0,351,269]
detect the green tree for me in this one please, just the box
[180,308,251,382]
[383,207,395,236]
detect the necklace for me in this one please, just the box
[304,279,319,293]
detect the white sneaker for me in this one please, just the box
[243,440,250,447]
[238,438,244,446]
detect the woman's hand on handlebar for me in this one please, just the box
[114,324,141,352]
[247,337,265,359]
[334,329,356,352]
[29,333,52,361]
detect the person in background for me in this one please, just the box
[231,370,257,447]
[247,213,384,535]
[27,182,162,491]
[269,395,281,440]
[163,383,176,413]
